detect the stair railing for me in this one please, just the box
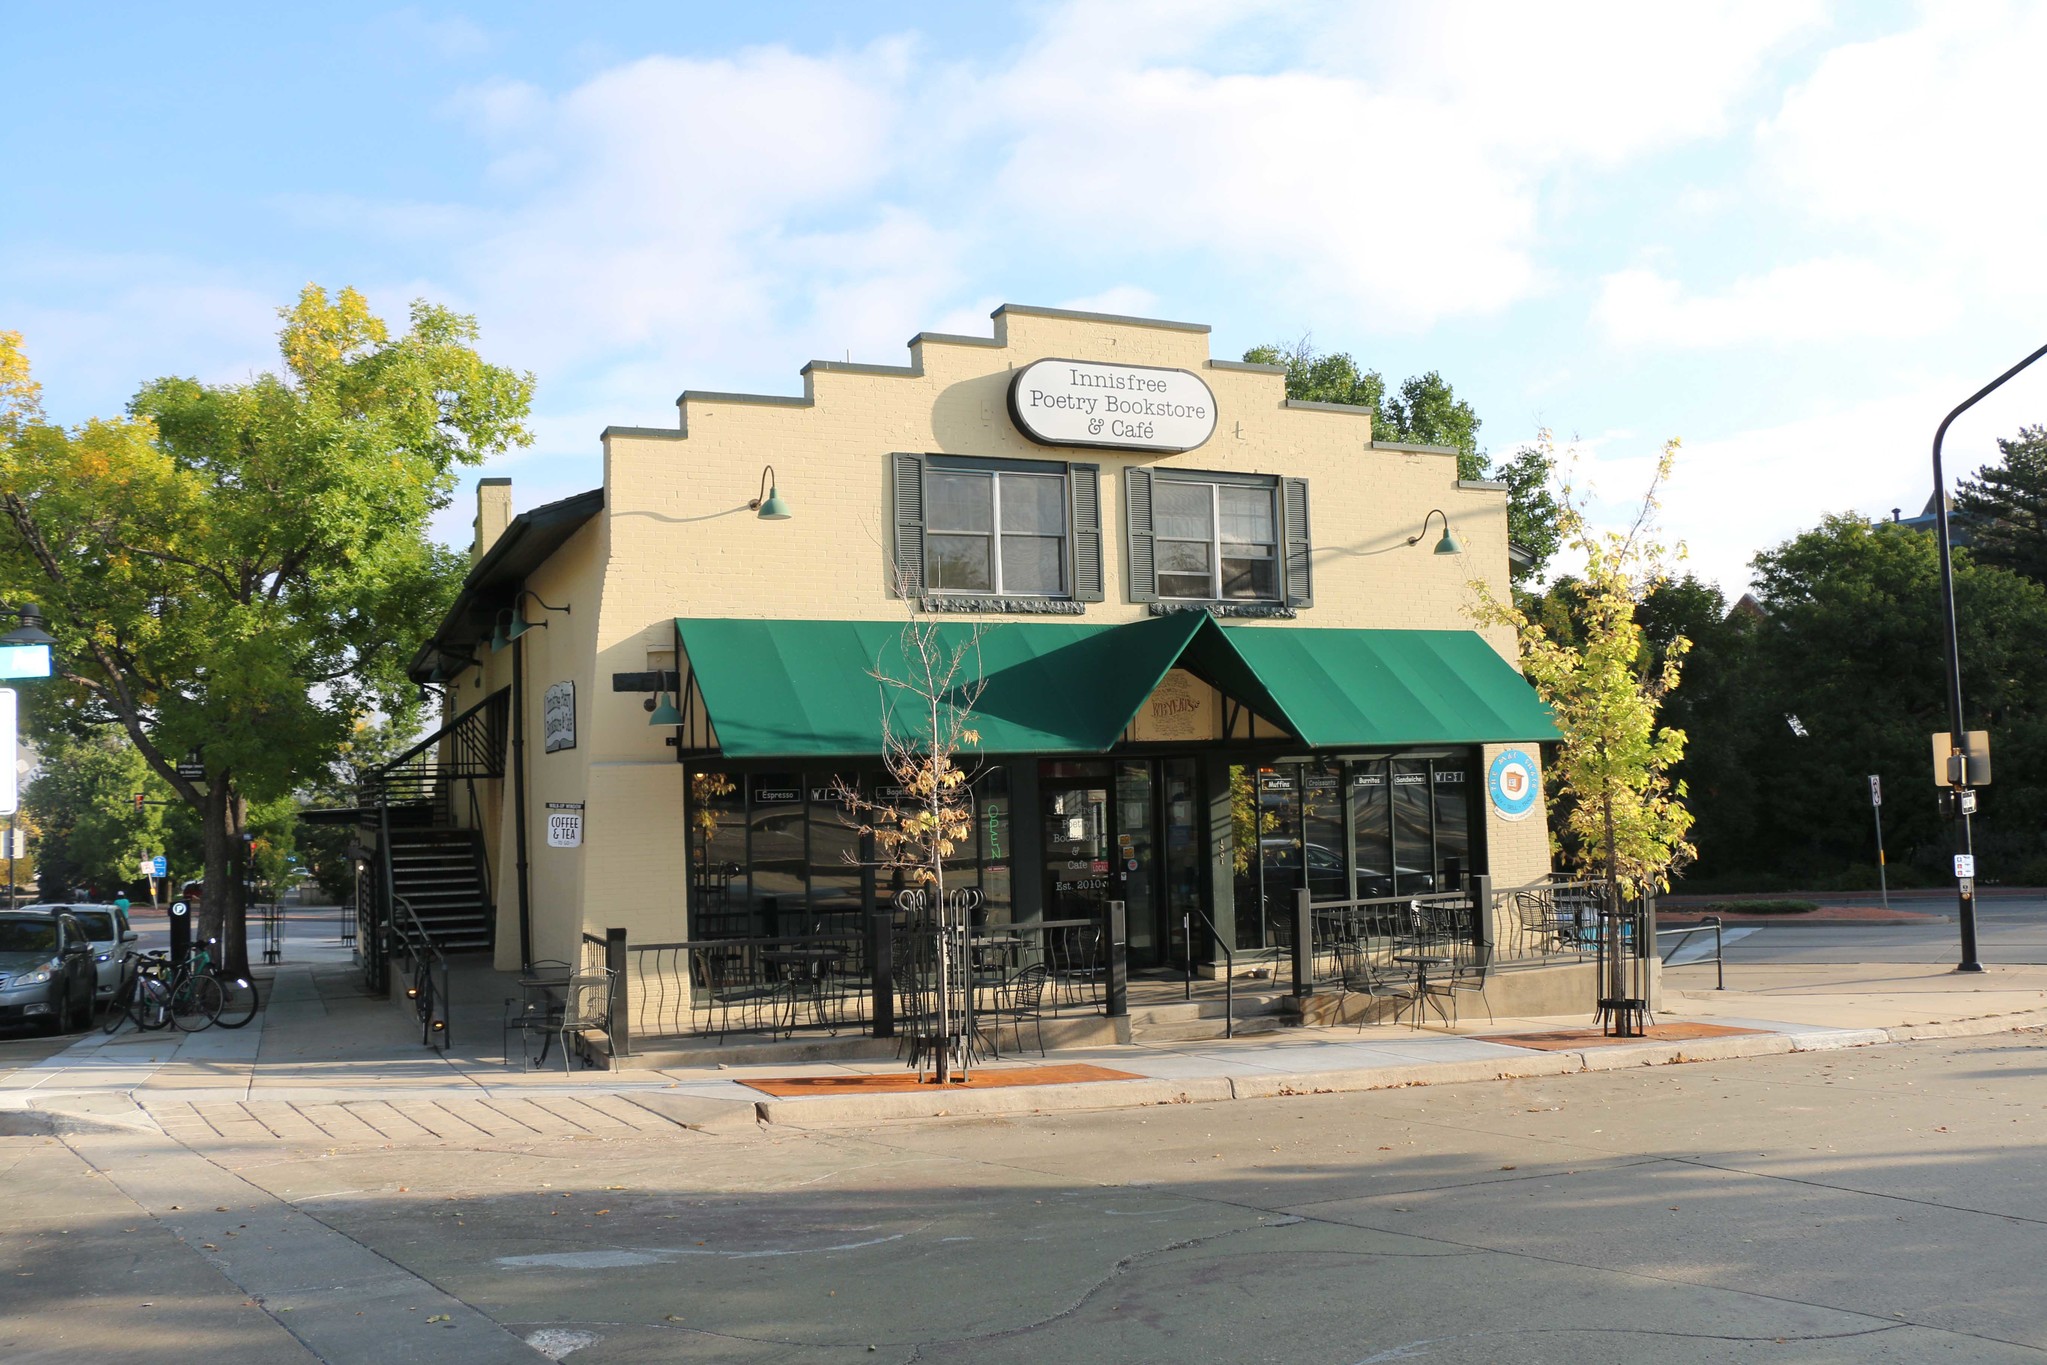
[1179,906,1235,1038]
[387,893,451,1049]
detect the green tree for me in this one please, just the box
[1475,440,1695,892]
[1696,515,2047,881]
[0,291,533,971]
[1245,340,1561,569]
[1493,439,1564,580]
[295,716,420,901]
[22,730,170,896]
[1955,425,2047,585]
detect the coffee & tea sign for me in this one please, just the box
[1008,359,1217,453]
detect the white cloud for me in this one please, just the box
[1544,373,2046,598]
[1594,257,1959,347]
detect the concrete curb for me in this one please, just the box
[0,1095,164,1137]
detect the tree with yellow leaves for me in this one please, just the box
[0,290,532,972]
[1475,433,1695,895]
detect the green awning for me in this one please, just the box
[1217,625,1559,747]
[674,614,1209,759]
[673,615,1556,759]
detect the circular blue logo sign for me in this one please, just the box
[1487,749,1540,822]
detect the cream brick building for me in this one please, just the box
[399,305,1557,992]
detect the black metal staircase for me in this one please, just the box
[354,690,509,985]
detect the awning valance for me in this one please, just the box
[671,615,1556,759]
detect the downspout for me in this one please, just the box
[512,628,533,968]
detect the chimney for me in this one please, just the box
[473,478,512,565]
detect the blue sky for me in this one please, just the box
[6,1,2045,595]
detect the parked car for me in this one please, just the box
[19,902,138,1002]
[0,912,99,1034]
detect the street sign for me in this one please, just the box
[1954,854,1976,879]
[176,763,206,781]
[0,690,14,816]
[152,855,168,878]
[139,858,154,878]
[1931,730,1991,786]
[169,900,189,917]
[1868,774,1882,807]
[0,644,51,680]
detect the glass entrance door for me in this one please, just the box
[1114,761,1158,966]
[1042,767,1111,924]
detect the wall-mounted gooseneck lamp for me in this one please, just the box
[647,690,684,727]
[1408,508,1463,557]
[490,592,571,652]
[749,465,792,520]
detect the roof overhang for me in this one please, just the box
[410,488,603,683]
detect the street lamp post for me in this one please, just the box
[0,604,58,909]
[1931,342,2047,974]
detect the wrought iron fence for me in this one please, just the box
[1294,887,1487,996]
[593,905,1122,1047]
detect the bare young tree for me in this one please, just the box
[832,579,992,1082]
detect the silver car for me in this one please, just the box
[0,912,99,1034]
[19,903,139,1000]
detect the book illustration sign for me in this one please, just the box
[546,801,584,849]
[543,680,575,753]
[1007,358,1218,452]
[1487,749,1540,822]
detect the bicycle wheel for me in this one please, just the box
[211,974,260,1029]
[102,973,134,1034]
[170,973,224,1031]
[136,976,173,1031]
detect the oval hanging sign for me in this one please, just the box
[1007,358,1217,453]
[1487,749,1540,822]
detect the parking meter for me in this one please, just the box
[168,900,191,962]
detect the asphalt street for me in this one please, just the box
[3,900,2044,1363]
[6,1029,2047,1364]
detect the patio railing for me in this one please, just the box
[584,906,1127,1049]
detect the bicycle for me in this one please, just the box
[102,951,174,1034]
[164,942,225,1032]
[206,939,260,1029]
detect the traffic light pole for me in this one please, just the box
[1931,340,2047,974]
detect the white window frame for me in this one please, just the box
[925,466,1071,598]
[1155,477,1279,602]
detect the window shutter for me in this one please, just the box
[1068,463,1103,602]
[892,452,926,597]
[1282,476,1313,608]
[1125,467,1157,602]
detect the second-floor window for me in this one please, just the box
[1155,478,1279,600]
[927,466,1068,596]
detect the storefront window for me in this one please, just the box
[1391,760,1433,895]
[1303,759,1346,902]
[1433,763,1471,888]
[1350,762,1392,899]
[685,764,1013,936]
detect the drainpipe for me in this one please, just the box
[511,629,533,968]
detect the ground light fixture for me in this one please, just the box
[491,592,571,652]
[749,464,792,520]
[1408,509,1462,556]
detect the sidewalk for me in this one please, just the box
[6,953,2044,1138]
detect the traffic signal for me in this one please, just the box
[133,792,144,813]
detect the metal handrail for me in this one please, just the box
[1657,914,1726,990]
[1180,904,1235,1038]
[387,893,451,1048]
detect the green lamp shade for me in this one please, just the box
[1434,525,1463,556]
[489,618,509,652]
[505,615,539,643]
[756,485,792,520]
[648,692,684,726]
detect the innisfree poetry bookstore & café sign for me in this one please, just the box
[1008,359,1218,453]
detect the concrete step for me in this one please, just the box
[1125,994,1289,1028]
[1129,1014,1287,1043]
